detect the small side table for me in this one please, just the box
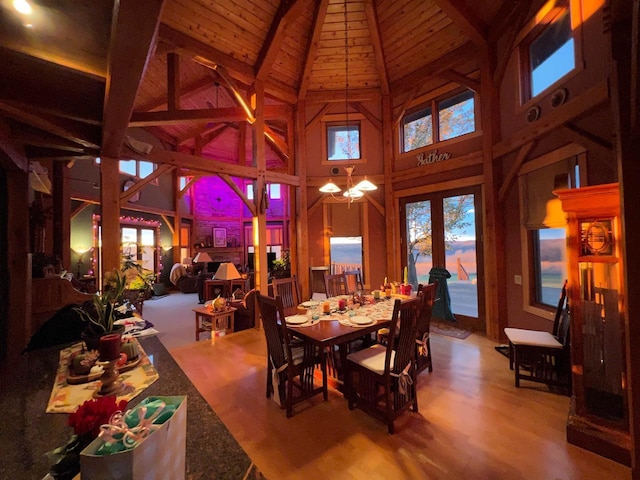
[192,306,236,342]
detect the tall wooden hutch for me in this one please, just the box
[555,183,630,465]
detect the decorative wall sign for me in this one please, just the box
[417,150,452,166]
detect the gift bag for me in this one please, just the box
[80,396,187,480]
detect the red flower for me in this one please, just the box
[68,396,128,438]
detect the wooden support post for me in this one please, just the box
[172,169,182,265]
[295,99,310,299]
[53,162,71,269]
[100,157,121,277]
[382,94,397,279]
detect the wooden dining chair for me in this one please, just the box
[504,280,571,392]
[344,297,421,434]
[343,268,364,294]
[324,273,348,297]
[256,292,327,417]
[416,282,437,374]
[272,275,301,316]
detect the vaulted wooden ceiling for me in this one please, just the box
[0,0,532,173]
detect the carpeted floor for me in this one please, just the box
[143,291,204,351]
[430,321,473,339]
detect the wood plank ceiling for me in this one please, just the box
[0,0,520,173]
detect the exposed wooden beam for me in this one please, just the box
[0,117,28,172]
[130,107,255,126]
[11,128,89,154]
[159,24,298,104]
[492,3,530,87]
[350,102,382,132]
[160,214,175,236]
[264,125,289,160]
[437,69,481,92]
[256,0,308,81]
[432,0,487,47]
[493,81,610,158]
[390,42,476,94]
[122,145,299,186]
[219,173,256,216]
[178,123,227,146]
[498,141,535,203]
[305,104,331,132]
[137,76,214,113]
[178,175,201,199]
[196,125,229,150]
[365,194,385,216]
[299,0,331,99]
[167,52,180,112]
[304,88,381,104]
[120,164,174,202]
[102,0,165,158]
[564,123,614,150]
[0,102,100,150]
[70,202,91,220]
[393,83,423,126]
[363,0,389,95]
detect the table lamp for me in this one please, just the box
[214,262,241,299]
[193,251,213,272]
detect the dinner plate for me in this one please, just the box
[285,315,309,325]
[350,315,373,325]
[300,301,319,308]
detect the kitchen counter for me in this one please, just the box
[0,336,253,479]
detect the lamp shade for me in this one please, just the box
[353,178,377,191]
[319,181,341,193]
[214,262,241,280]
[193,252,213,263]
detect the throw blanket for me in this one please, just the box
[169,263,187,286]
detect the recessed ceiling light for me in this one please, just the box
[24,23,33,28]
[13,0,32,15]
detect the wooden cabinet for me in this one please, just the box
[556,183,630,465]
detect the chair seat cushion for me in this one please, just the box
[504,327,562,348]
[347,344,395,374]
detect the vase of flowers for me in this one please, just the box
[47,396,128,479]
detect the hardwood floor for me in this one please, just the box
[170,329,630,480]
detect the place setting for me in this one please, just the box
[284,314,320,328]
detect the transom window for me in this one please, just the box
[402,90,475,153]
[327,122,361,161]
[520,1,575,100]
[95,158,158,184]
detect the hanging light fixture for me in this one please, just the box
[318,0,377,205]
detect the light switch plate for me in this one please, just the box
[514,275,522,285]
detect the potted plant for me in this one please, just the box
[271,250,291,279]
[74,270,128,350]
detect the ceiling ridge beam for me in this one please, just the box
[364,0,389,95]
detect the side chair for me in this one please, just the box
[504,280,571,392]
[324,272,349,297]
[345,297,421,434]
[256,292,327,417]
[343,268,364,294]
[272,275,301,316]
[416,282,437,374]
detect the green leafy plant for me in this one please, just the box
[74,270,127,334]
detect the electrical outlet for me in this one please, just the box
[514,275,522,285]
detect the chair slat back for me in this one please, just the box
[272,275,301,316]
[343,269,364,294]
[256,292,288,370]
[386,297,421,374]
[551,280,569,336]
[324,273,348,297]
[417,282,437,336]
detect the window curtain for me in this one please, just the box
[522,156,576,229]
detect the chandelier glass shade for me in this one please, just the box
[319,165,376,203]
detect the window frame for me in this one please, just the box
[95,158,159,185]
[518,144,587,319]
[400,88,477,154]
[321,113,367,166]
[516,0,583,106]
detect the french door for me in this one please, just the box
[400,186,484,329]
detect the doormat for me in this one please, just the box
[430,321,472,340]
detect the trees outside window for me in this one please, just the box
[402,90,475,152]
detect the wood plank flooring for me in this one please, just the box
[170,328,630,480]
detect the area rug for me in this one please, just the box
[430,321,472,339]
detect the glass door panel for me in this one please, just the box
[405,200,433,288]
[140,228,156,272]
[443,194,477,317]
[121,227,138,261]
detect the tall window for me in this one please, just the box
[327,123,361,160]
[96,158,157,183]
[402,90,475,152]
[519,147,584,315]
[520,1,575,100]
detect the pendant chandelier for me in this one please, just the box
[318,0,377,204]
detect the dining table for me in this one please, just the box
[285,295,401,390]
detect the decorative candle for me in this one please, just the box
[322,301,331,314]
[99,333,122,361]
[403,266,409,284]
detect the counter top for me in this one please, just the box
[0,336,253,479]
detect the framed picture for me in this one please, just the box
[213,228,227,248]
